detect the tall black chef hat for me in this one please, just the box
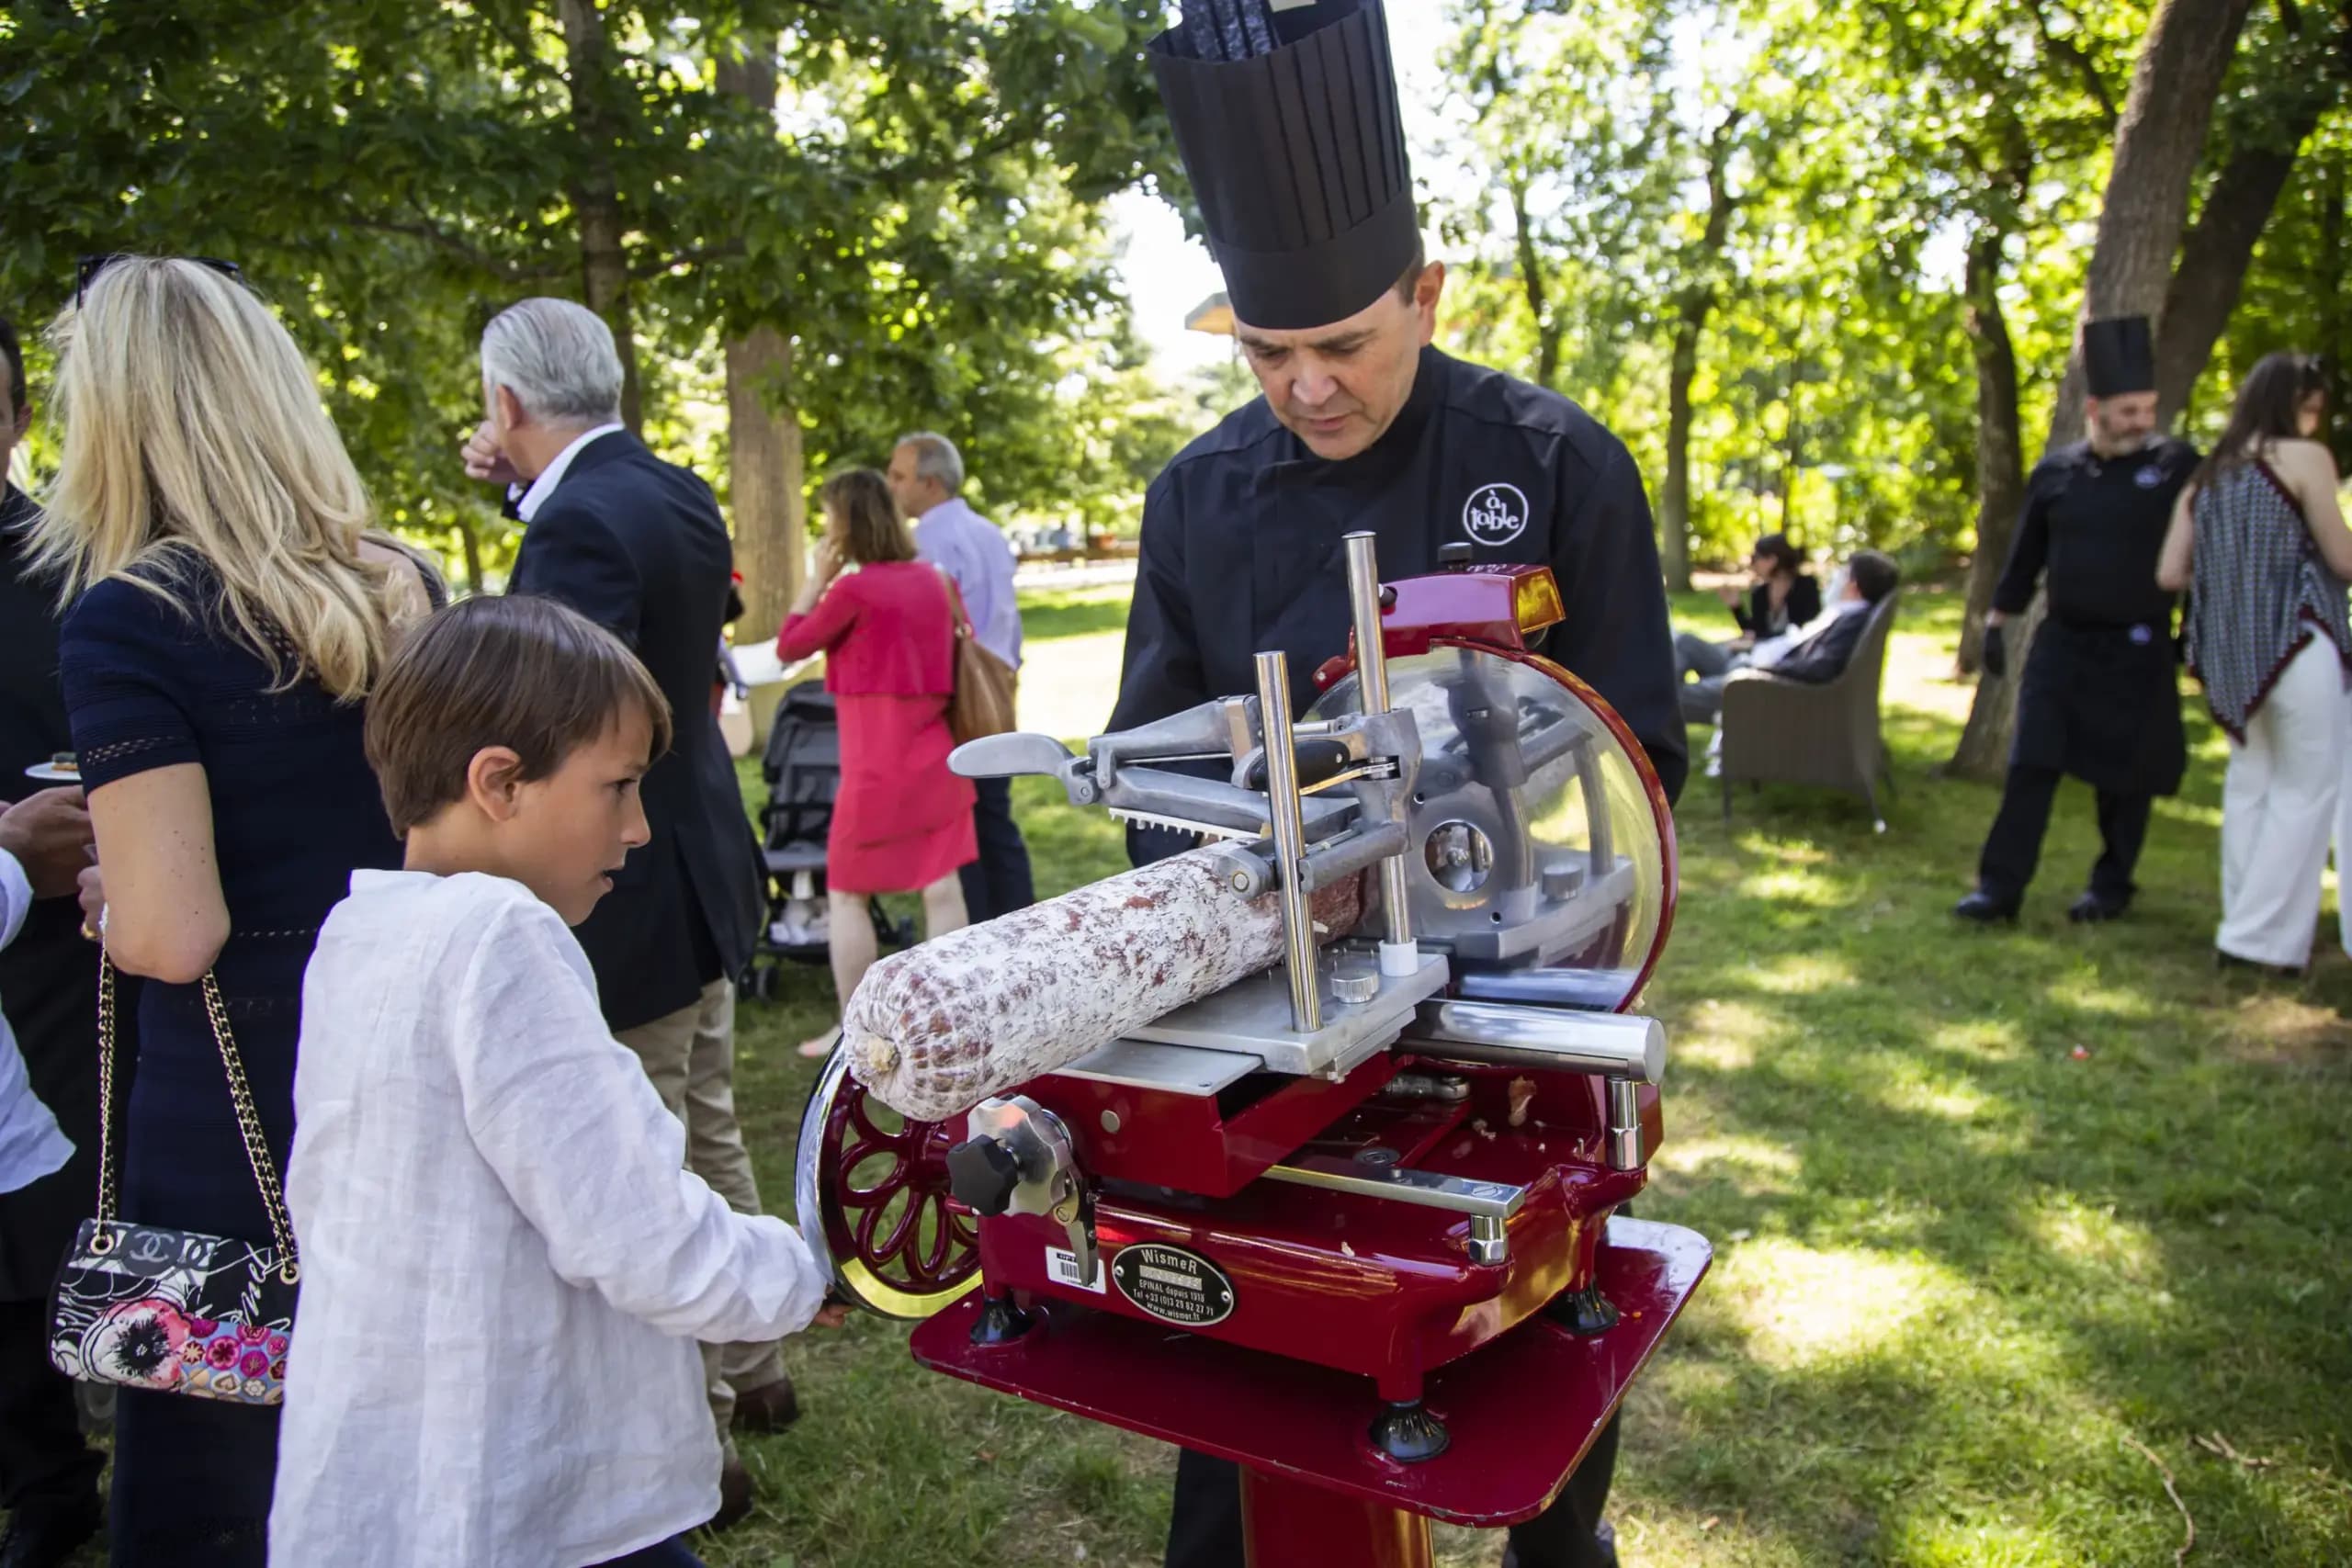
[1149,0,1419,332]
[2082,315,2156,398]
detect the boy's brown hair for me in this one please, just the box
[365,594,673,835]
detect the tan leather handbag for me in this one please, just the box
[937,569,1016,745]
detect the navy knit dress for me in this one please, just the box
[58,563,401,1567]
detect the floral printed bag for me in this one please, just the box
[48,960,298,1405]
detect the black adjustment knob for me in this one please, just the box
[946,1136,1023,1215]
[1438,542,1475,570]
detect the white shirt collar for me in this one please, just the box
[514,423,626,523]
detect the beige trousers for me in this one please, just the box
[616,976,790,1451]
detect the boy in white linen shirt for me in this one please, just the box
[269,596,842,1568]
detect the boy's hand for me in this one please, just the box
[812,1301,853,1329]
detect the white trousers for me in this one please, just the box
[2219,637,2347,967]
[2335,676,2352,955]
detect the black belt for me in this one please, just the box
[2052,619,2163,646]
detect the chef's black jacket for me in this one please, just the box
[1991,437,2199,795]
[1111,345,1688,810]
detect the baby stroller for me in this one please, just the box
[741,680,916,1002]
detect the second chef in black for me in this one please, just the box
[1956,313,2198,924]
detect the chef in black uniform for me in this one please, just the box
[0,317,109,1568]
[1114,6,1686,1566]
[1955,316,2198,924]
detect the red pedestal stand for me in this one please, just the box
[910,1217,1711,1567]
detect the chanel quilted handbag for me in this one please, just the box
[48,959,299,1406]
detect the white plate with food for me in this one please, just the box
[24,755,81,784]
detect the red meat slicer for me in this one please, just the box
[793,534,1709,1567]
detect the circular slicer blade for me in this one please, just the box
[1310,646,1675,1010]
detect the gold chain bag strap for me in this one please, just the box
[938,567,1016,746]
[48,958,300,1404]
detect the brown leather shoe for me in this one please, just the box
[706,1454,755,1534]
[731,1377,801,1436]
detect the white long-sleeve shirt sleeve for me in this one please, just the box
[448,895,828,1344]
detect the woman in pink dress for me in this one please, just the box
[776,468,976,1055]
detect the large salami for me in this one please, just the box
[842,848,1365,1120]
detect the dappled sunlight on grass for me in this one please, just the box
[1741,951,1858,994]
[1928,1017,2027,1061]
[2153,796,2223,830]
[1649,1133,1804,1185]
[1696,1240,1950,1371]
[1735,862,1852,908]
[1867,1058,2006,1126]
[2024,1195,2161,1282]
[1674,997,1782,1068]
[2051,982,2161,1021]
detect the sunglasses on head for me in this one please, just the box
[75,254,243,310]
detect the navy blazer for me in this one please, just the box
[508,434,764,1032]
[0,486,104,1297]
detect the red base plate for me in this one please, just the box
[910,1216,1710,1529]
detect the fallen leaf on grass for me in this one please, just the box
[1701,1516,1720,1531]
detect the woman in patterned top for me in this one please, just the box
[32,256,431,1566]
[2158,351,2352,974]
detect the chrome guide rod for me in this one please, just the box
[1341,531,1418,976]
[1253,649,1323,1033]
[1606,1078,1645,1171]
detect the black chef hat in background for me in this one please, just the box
[1148,0,1420,332]
[2082,315,2156,398]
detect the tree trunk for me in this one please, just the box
[1947,0,2254,777]
[724,326,805,642]
[1508,175,1562,389]
[1656,114,1740,595]
[2321,149,2348,458]
[2154,95,2333,415]
[714,39,805,642]
[458,512,487,597]
[1659,319,1699,593]
[1957,222,2026,676]
[556,0,642,434]
[1779,354,1803,535]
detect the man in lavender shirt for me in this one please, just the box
[888,433,1035,922]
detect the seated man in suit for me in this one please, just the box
[1682,548,1899,726]
[459,299,784,1530]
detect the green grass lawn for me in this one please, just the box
[717,580,2352,1567]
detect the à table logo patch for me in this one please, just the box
[1462,482,1530,547]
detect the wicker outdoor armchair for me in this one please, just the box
[1717,592,1900,830]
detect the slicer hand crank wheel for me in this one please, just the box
[794,1047,980,1318]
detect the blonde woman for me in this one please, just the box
[34,256,428,1568]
